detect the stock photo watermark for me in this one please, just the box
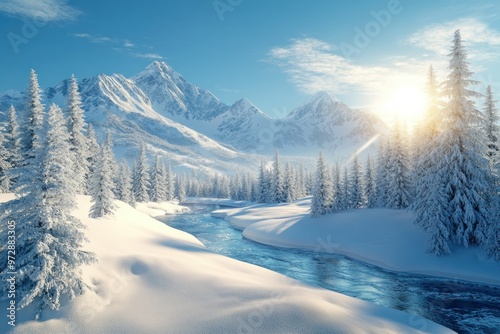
[213,0,243,21]
[5,219,16,327]
[7,16,48,54]
[337,0,403,58]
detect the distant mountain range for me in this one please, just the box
[0,61,387,174]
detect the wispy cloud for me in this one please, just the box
[268,38,426,96]
[73,33,140,51]
[133,53,163,60]
[73,33,115,43]
[123,40,135,48]
[407,17,500,60]
[0,0,81,22]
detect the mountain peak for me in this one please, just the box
[289,91,347,121]
[310,91,340,103]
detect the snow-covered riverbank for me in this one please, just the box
[213,197,500,287]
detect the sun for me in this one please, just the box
[382,85,428,126]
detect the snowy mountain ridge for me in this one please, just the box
[0,61,387,172]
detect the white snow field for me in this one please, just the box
[213,197,500,287]
[0,194,453,334]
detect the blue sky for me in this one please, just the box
[0,0,500,121]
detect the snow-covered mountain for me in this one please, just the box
[0,73,256,176]
[274,91,387,160]
[129,61,386,159]
[0,61,387,171]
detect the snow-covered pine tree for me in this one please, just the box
[176,174,187,201]
[2,103,96,318]
[0,119,11,192]
[165,163,175,201]
[348,154,364,209]
[66,74,89,193]
[311,152,333,217]
[116,161,135,207]
[5,105,22,189]
[483,86,500,260]
[133,145,151,202]
[284,163,297,203]
[412,65,445,233]
[331,163,344,212]
[21,69,45,160]
[436,30,490,247]
[150,155,167,202]
[271,150,287,203]
[89,141,117,218]
[342,166,350,210]
[85,124,100,194]
[257,161,269,203]
[375,139,389,207]
[484,85,500,171]
[241,173,253,201]
[296,163,306,199]
[230,173,241,200]
[386,118,412,209]
[364,155,377,208]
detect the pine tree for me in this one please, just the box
[165,163,175,201]
[311,152,333,217]
[0,120,11,192]
[364,155,377,208]
[436,30,490,247]
[89,143,117,218]
[150,155,167,202]
[348,154,364,209]
[331,163,344,212]
[116,161,135,207]
[257,161,268,203]
[85,124,100,194]
[66,74,89,194]
[176,174,187,201]
[271,150,287,203]
[483,85,500,259]
[133,145,150,202]
[21,69,45,159]
[284,163,297,203]
[484,85,499,170]
[297,163,306,199]
[376,139,390,207]
[1,103,96,318]
[386,119,412,209]
[342,167,350,210]
[412,65,445,232]
[5,105,22,189]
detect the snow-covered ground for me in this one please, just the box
[213,197,500,287]
[135,200,189,216]
[0,194,453,333]
[182,197,251,208]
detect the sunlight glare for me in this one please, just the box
[383,85,428,125]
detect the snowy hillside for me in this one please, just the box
[0,194,454,334]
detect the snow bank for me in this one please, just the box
[219,197,500,287]
[183,197,251,208]
[0,195,453,333]
[135,200,189,217]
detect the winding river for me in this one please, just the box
[158,204,500,334]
